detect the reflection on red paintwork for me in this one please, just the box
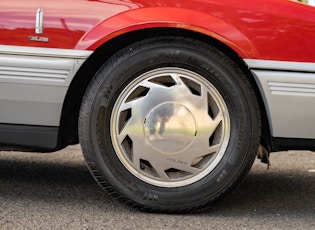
[1,0,315,62]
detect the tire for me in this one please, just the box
[79,36,261,213]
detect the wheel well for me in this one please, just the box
[58,28,271,151]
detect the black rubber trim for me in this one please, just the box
[272,137,315,151]
[0,124,59,151]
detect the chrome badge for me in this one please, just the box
[28,8,49,42]
[28,36,49,42]
[36,8,44,34]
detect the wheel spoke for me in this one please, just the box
[152,164,172,181]
[190,143,221,159]
[139,80,168,90]
[170,163,202,175]
[209,112,223,135]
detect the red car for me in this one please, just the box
[1,0,315,212]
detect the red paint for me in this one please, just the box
[1,0,315,62]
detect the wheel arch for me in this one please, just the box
[58,27,271,151]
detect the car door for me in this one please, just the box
[0,1,102,49]
[0,1,105,127]
[0,0,140,49]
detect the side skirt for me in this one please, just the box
[272,137,315,152]
[0,124,60,152]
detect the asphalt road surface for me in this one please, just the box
[0,145,315,229]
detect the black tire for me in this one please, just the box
[79,36,261,213]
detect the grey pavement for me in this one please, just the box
[0,145,314,229]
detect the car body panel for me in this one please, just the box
[1,0,315,61]
[246,59,315,138]
[80,0,315,62]
[75,6,257,58]
[0,0,128,49]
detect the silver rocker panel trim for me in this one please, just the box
[245,59,315,139]
[0,46,93,126]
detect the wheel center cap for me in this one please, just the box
[144,103,196,153]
